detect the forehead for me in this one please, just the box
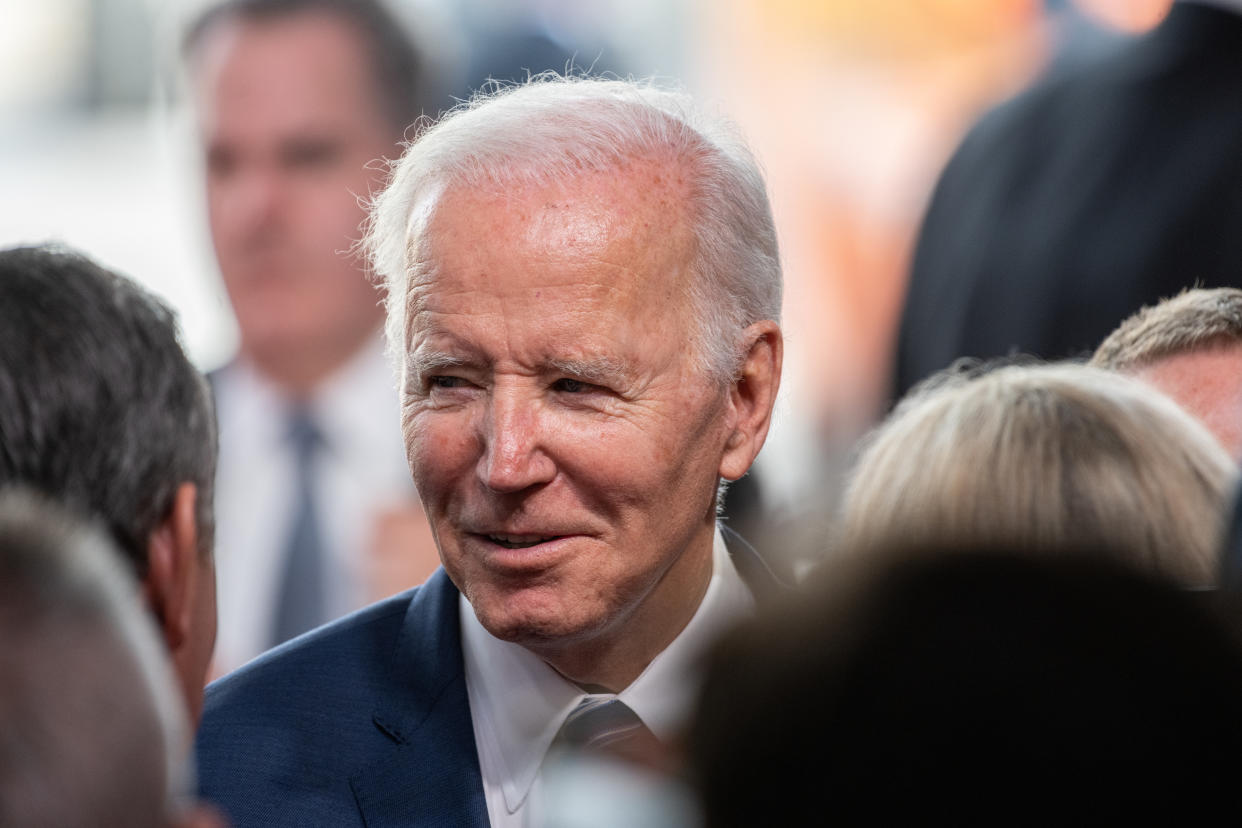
[191,10,388,138]
[1132,342,1242,412]
[409,161,697,323]
[1135,342,1242,385]
[1131,343,1242,458]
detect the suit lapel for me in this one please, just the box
[348,570,489,828]
[347,530,783,826]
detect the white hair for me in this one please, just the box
[365,73,782,384]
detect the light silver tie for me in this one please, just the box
[553,697,662,761]
[271,405,327,646]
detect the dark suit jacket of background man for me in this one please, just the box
[893,2,1242,402]
[195,529,788,827]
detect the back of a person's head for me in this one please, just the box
[837,361,1236,586]
[0,491,191,827]
[690,548,1242,825]
[1091,286,1242,372]
[0,244,216,576]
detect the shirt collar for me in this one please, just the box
[459,525,754,814]
[225,332,395,454]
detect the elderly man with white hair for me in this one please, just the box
[195,75,787,827]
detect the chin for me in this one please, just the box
[476,608,573,645]
[472,594,605,650]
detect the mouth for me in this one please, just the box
[483,533,562,549]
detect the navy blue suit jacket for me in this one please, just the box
[197,568,487,827]
[196,529,786,827]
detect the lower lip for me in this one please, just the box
[469,534,580,571]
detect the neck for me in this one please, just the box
[243,326,378,399]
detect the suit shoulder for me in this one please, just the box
[195,589,430,826]
[203,588,416,718]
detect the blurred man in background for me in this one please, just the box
[893,0,1242,401]
[1092,287,1242,461]
[0,243,218,724]
[183,0,442,670]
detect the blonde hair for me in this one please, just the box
[1092,287,1242,372]
[837,363,1236,587]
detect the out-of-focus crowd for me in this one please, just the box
[5,1,1242,825]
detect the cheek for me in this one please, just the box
[555,415,721,517]
[404,412,479,498]
[630,408,730,510]
[585,395,726,472]
[302,157,376,224]
[316,195,370,243]
[206,192,238,245]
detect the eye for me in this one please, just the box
[281,139,341,171]
[552,378,589,393]
[205,145,236,180]
[430,375,468,389]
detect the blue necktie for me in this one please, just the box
[271,406,327,646]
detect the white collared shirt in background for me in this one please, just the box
[461,526,754,828]
[212,335,416,672]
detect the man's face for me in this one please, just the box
[191,11,393,383]
[1131,342,1242,461]
[402,165,733,669]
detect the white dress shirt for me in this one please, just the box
[212,336,417,671]
[460,527,754,828]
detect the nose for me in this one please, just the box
[237,167,286,237]
[210,163,285,244]
[477,387,556,493]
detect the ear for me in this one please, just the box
[142,483,201,655]
[719,320,783,481]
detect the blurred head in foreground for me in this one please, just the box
[0,244,218,722]
[1092,287,1242,460]
[837,361,1236,587]
[690,548,1242,825]
[0,492,220,828]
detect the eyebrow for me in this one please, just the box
[548,356,631,386]
[404,350,632,386]
[405,350,470,379]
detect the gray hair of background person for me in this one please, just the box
[182,0,432,137]
[366,74,783,384]
[0,490,192,828]
[1091,287,1242,371]
[836,362,1237,587]
[0,245,216,575]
